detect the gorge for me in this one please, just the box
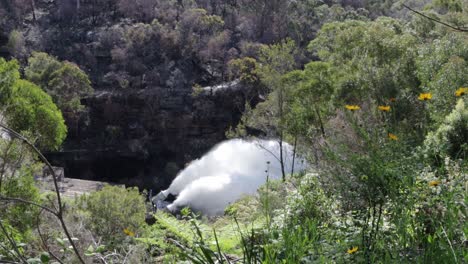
[44,80,260,190]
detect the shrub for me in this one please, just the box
[76,185,146,247]
[7,30,26,59]
[424,99,468,163]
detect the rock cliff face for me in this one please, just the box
[45,81,257,190]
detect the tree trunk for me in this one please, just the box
[315,105,326,137]
[30,0,36,21]
[278,85,286,181]
[279,134,286,182]
[290,136,297,175]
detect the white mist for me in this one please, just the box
[162,139,306,215]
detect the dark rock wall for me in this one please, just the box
[45,82,256,190]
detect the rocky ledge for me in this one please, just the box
[45,81,258,190]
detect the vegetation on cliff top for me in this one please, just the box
[0,0,467,263]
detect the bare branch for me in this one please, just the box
[0,195,57,215]
[402,4,468,32]
[35,208,65,264]
[0,123,86,264]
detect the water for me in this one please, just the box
[158,138,306,215]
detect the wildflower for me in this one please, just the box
[388,133,398,141]
[429,180,441,187]
[455,87,467,97]
[345,105,360,111]
[389,98,396,102]
[378,105,391,112]
[347,246,358,254]
[418,93,432,101]
[123,228,135,237]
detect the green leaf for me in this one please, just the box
[40,252,50,263]
[56,238,65,247]
[427,235,433,243]
[95,245,106,253]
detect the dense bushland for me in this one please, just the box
[0,0,467,263]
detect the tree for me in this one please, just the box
[282,61,334,139]
[7,80,67,150]
[47,62,93,114]
[308,18,424,137]
[25,52,62,89]
[1,58,67,150]
[250,38,298,181]
[238,0,290,43]
[228,57,260,85]
[0,58,20,104]
[25,52,93,117]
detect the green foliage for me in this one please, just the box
[416,33,468,122]
[424,99,468,162]
[1,1,468,263]
[47,62,93,114]
[239,39,299,139]
[0,154,41,233]
[0,138,42,262]
[433,0,464,13]
[191,83,204,97]
[309,18,419,104]
[7,80,67,150]
[1,58,67,150]
[257,178,289,223]
[258,38,298,89]
[218,13,468,263]
[25,52,93,115]
[76,185,146,246]
[281,61,334,138]
[228,57,260,85]
[0,58,20,104]
[25,52,62,89]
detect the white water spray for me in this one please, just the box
[160,139,306,216]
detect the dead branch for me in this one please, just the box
[402,4,468,32]
[0,123,85,264]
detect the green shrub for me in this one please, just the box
[424,99,468,163]
[76,185,146,247]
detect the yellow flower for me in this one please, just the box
[455,87,467,97]
[347,246,358,254]
[429,180,441,187]
[345,105,360,111]
[388,133,398,141]
[418,93,432,101]
[123,228,135,237]
[378,105,391,112]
